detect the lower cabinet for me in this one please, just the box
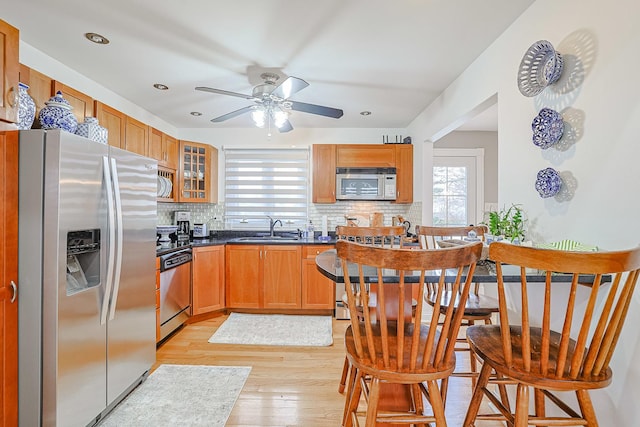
[225,244,301,309]
[192,245,225,315]
[302,245,335,309]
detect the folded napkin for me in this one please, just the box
[536,239,598,252]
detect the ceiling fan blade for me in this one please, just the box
[271,76,309,100]
[196,86,255,100]
[210,105,255,122]
[278,119,293,133]
[289,100,344,119]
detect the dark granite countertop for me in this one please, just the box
[156,230,337,257]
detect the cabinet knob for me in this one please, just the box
[10,280,17,303]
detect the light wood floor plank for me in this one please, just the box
[154,315,503,426]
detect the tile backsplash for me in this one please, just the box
[158,201,422,234]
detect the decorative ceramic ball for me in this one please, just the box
[532,108,564,149]
[38,91,78,133]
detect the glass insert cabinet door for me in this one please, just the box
[179,140,215,202]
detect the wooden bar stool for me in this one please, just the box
[415,225,501,399]
[464,242,640,426]
[337,239,483,426]
[335,225,408,395]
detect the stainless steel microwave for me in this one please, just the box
[335,167,397,201]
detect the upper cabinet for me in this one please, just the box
[312,144,413,204]
[336,144,396,167]
[52,81,94,124]
[312,144,336,203]
[149,127,178,170]
[19,65,53,126]
[95,101,126,149]
[0,20,19,127]
[394,144,413,204]
[124,116,148,156]
[177,140,218,203]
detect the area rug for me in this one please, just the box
[208,312,333,346]
[99,364,251,427]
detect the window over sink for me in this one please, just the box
[224,148,309,230]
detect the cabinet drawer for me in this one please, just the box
[303,245,334,259]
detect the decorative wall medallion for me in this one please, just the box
[517,40,564,97]
[535,167,563,198]
[532,108,564,149]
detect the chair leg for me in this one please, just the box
[427,379,448,427]
[365,377,381,427]
[342,364,359,427]
[576,389,599,427]
[515,384,530,427]
[343,369,363,427]
[534,388,546,419]
[440,376,449,407]
[463,361,493,426]
[339,356,350,393]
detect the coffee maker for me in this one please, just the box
[174,211,191,241]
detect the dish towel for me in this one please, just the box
[536,239,598,252]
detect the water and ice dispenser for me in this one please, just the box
[66,229,101,295]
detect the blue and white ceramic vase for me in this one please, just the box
[76,116,108,144]
[17,82,36,130]
[38,91,78,133]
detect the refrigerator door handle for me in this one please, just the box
[108,157,124,321]
[101,156,116,325]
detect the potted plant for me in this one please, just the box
[483,204,526,243]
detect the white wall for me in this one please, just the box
[408,0,640,422]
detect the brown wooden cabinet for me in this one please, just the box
[95,102,126,149]
[0,21,19,127]
[124,116,148,156]
[19,65,53,128]
[336,144,396,167]
[394,144,413,203]
[52,81,94,124]
[301,245,335,309]
[312,144,336,203]
[149,127,178,170]
[192,245,225,315]
[312,143,413,204]
[178,140,218,203]
[0,130,19,426]
[225,244,301,310]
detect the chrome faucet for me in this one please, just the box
[267,216,282,237]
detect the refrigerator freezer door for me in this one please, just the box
[52,132,111,427]
[106,146,157,405]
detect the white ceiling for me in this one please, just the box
[5,0,532,132]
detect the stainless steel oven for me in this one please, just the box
[159,248,192,341]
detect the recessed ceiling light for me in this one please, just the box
[85,32,109,45]
[360,111,372,116]
[190,112,203,116]
[153,83,169,90]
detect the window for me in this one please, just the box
[432,149,484,226]
[224,148,309,230]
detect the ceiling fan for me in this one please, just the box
[195,72,344,133]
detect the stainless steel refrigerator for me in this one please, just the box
[18,129,157,427]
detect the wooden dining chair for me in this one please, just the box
[337,239,483,426]
[415,225,500,396]
[464,242,640,427]
[335,225,408,396]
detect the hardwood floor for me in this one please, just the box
[155,315,503,426]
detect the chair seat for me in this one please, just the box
[467,324,613,390]
[345,323,456,382]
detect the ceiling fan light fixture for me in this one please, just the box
[251,108,266,128]
[273,108,288,128]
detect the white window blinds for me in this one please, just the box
[224,148,310,230]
